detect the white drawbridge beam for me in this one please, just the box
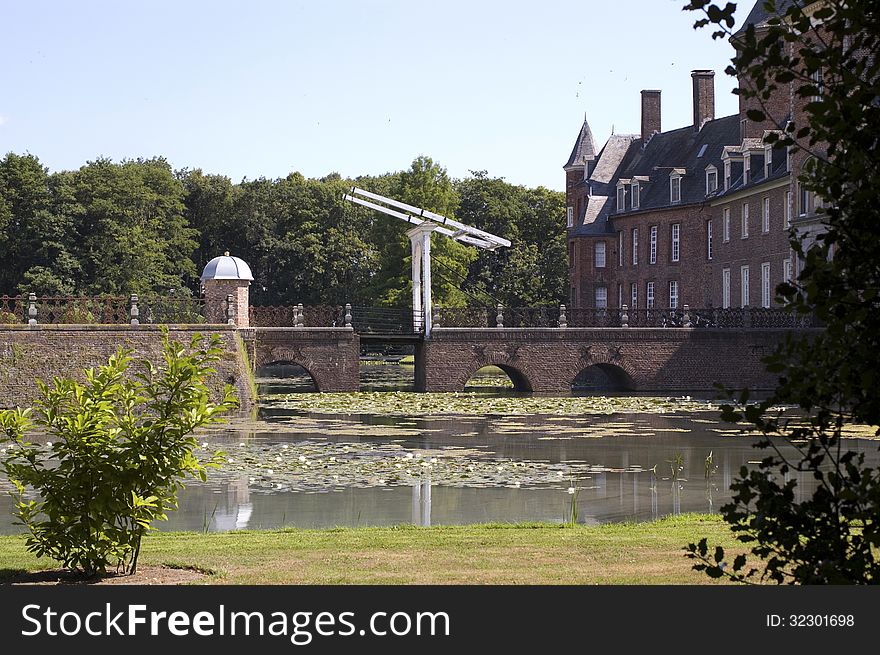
[343,187,510,337]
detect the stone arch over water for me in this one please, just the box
[458,360,534,392]
[570,362,636,393]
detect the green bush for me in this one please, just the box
[0,331,238,576]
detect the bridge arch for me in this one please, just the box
[570,362,636,393]
[253,345,331,392]
[457,360,534,392]
[256,360,319,392]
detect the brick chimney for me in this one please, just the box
[641,90,661,142]
[692,70,715,130]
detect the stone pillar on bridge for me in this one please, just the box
[200,252,254,327]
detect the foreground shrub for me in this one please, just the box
[0,331,237,575]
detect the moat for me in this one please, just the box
[1,364,877,533]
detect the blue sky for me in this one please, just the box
[0,0,751,191]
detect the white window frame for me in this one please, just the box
[723,207,730,242]
[762,197,770,233]
[724,160,731,190]
[671,223,680,262]
[785,191,792,229]
[669,280,679,309]
[631,282,638,309]
[632,180,640,209]
[618,284,623,310]
[743,153,750,185]
[761,262,771,308]
[649,225,657,264]
[764,145,772,178]
[741,203,749,239]
[707,219,713,260]
[566,206,573,228]
[646,281,655,309]
[670,174,681,204]
[618,231,624,267]
[722,268,731,309]
[741,265,750,307]
[632,228,639,265]
[595,241,606,268]
[799,182,811,216]
[617,183,626,212]
[595,286,608,309]
[705,166,718,195]
[783,258,792,284]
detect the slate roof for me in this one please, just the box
[734,0,796,36]
[563,117,597,170]
[570,134,639,236]
[607,114,741,216]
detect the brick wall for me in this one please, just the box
[0,325,255,414]
[712,181,793,308]
[238,327,360,392]
[419,327,812,393]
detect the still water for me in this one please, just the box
[1,365,878,533]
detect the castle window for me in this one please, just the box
[724,160,731,190]
[722,268,731,309]
[706,220,713,260]
[595,286,608,309]
[762,197,770,233]
[631,283,638,309]
[616,182,626,212]
[764,144,772,178]
[743,154,751,185]
[631,180,640,209]
[646,281,655,309]
[761,262,771,308]
[670,173,682,204]
[723,207,730,242]
[671,223,680,262]
[669,281,679,309]
[741,203,750,239]
[595,241,606,268]
[705,166,718,195]
[632,228,639,265]
[649,226,658,264]
[566,206,573,228]
[741,265,750,307]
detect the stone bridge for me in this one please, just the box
[238,325,812,394]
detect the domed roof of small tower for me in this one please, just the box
[200,252,254,281]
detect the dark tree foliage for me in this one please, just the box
[683,0,880,583]
[1,152,567,308]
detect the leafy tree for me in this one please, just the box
[456,173,567,307]
[683,0,880,583]
[0,332,237,576]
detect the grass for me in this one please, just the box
[0,514,742,585]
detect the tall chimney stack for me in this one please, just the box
[641,90,662,143]
[692,70,715,130]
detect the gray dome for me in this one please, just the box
[200,253,254,281]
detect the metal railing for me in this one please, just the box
[0,294,206,325]
[249,304,424,334]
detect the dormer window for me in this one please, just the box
[616,180,629,213]
[764,145,772,178]
[669,170,683,204]
[631,180,640,209]
[743,154,751,185]
[705,165,718,195]
[724,160,732,190]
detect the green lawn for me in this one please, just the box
[0,514,742,584]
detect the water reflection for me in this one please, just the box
[1,364,878,534]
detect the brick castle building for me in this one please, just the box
[565,1,824,313]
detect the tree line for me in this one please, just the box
[0,153,566,308]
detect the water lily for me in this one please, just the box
[45,441,53,447]
[201,442,208,448]
[239,442,245,447]
[227,458,235,464]
[266,469,274,475]
[298,455,307,463]
[567,487,576,494]
[282,444,289,449]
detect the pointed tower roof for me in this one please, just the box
[563,116,597,171]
